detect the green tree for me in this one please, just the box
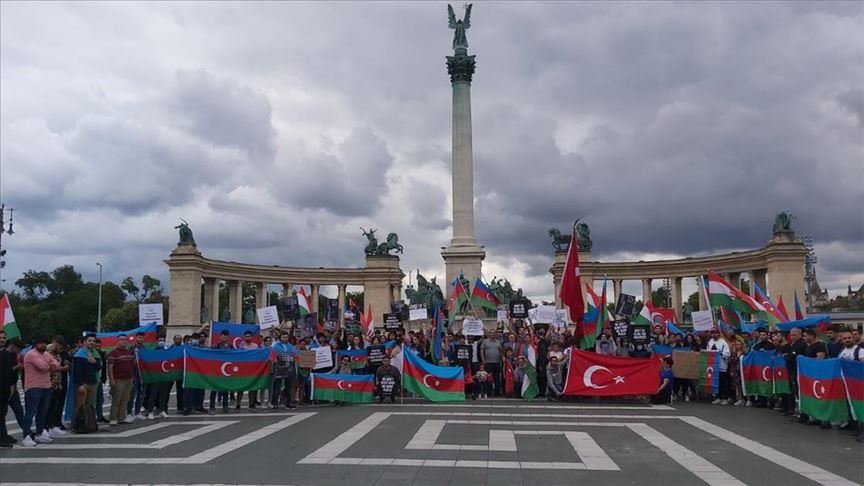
[652,287,670,307]
[47,265,84,298]
[15,270,51,303]
[687,291,699,311]
[121,275,164,303]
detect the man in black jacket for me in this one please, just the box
[0,331,20,447]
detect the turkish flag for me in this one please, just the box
[562,349,660,396]
[559,228,585,324]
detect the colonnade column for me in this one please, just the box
[310,284,320,317]
[728,272,741,290]
[612,279,623,300]
[642,279,652,305]
[202,278,219,323]
[696,275,707,310]
[754,270,767,295]
[392,284,402,302]
[228,280,243,323]
[337,284,347,326]
[671,277,683,323]
[282,283,293,299]
[256,282,269,310]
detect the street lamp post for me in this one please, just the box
[97,262,103,333]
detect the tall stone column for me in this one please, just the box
[696,275,707,310]
[728,272,741,290]
[310,284,320,317]
[441,45,485,298]
[613,279,623,300]
[166,245,203,333]
[337,284,347,326]
[754,270,767,295]
[228,280,243,323]
[392,284,402,302]
[282,283,293,299]
[642,279,652,305]
[749,271,758,298]
[363,255,403,324]
[256,282,269,309]
[671,277,683,323]
[202,278,219,323]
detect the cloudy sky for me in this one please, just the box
[1,1,862,303]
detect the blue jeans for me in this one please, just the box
[23,388,52,438]
[8,390,27,430]
[127,377,143,416]
[96,383,106,419]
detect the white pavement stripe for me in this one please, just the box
[363,403,675,410]
[298,412,392,465]
[680,416,860,486]
[404,419,446,449]
[3,484,303,486]
[183,413,315,463]
[392,411,678,419]
[5,391,178,429]
[34,421,236,449]
[627,423,746,486]
[562,432,620,471]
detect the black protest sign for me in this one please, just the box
[379,375,397,397]
[612,319,630,339]
[510,299,529,318]
[383,313,403,331]
[367,345,386,365]
[629,324,650,345]
[299,313,317,338]
[455,345,472,364]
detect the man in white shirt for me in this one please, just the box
[706,329,732,405]
[837,328,860,361]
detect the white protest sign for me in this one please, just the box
[553,309,568,328]
[527,307,538,323]
[256,305,280,330]
[138,303,163,326]
[314,346,333,370]
[691,310,715,332]
[497,305,509,322]
[462,317,485,336]
[534,305,556,324]
[409,308,428,321]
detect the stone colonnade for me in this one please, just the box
[549,237,806,322]
[166,246,404,336]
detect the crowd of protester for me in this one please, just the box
[1,318,863,449]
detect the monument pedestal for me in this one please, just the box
[364,255,402,324]
[166,244,203,336]
[442,244,485,298]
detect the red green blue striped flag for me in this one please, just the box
[403,347,464,402]
[311,373,374,403]
[337,349,368,369]
[797,356,849,423]
[210,322,261,348]
[97,323,157,352]
[470,278,500,311]
[839,359,864,421]
[771,354,790,395]
[740,351,774,397]
[184,347,271,392]
[699,351,720,395]
[138,346,183,384]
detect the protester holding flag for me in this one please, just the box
[706,329,732,405]
[545,354,569,401]
[270,331,296,409]
[106,333,136,425]
[235,330,261,410]
[141,343,176,419]
[72,333,102,431]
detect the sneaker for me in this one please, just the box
[109,420,118,426]
[721,399,730,405]
[745,401,753,407]
[147,413,155,420]
[136,413,147,421]
[123,417,135,424]
[35,433,52,444]
[711,398,721,405]
[734,400,745,406]
[684,395,691,402]
[159,411,169,419]
[20,436,37,447]
[48,427,66,437]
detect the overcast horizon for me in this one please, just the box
[1,1,862,304]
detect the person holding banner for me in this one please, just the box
[270,331,296,409]
[107,334,135,425]
[235,330,261,410]
[209,330,233,413]
[706,329,732,405]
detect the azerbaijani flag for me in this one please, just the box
[793,290,804,320]
[447,275,469,323]
[839,359,864,421]
[580,278,607,350]
[699,351,720,395]
[298,287,312,316]
[471,278,500,311]
[707,272,766,315]
[651,344,674,359]
[771,354,790,395]
[797,356,849,423]
[311,373,374,404]
[184,347,271,392]
[210,322,261,348]
[430,304,445,363]
[138,346,184,384]
[337,349,368,370]
[740,351,774,397]
[775,315,830,333]
[97,323,158,352]
[0,294,21,340]
[753,283,786,324]
[402,347,464,402]
[666,320,685,336]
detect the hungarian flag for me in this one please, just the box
[580,279,607,350]
[839,360,864,421]
[402,347,464,402]
[562,349,659,396]
[210,322,261,348]
[771,354,790,395]
[184,347,271,392]
[138,346,183,384]
[447,276,469,323]
[707,272,766,315]
[359,304,375,344]
[311,373,374,404]
[633,301,653,326]
[753,283,786,324]
[97,323,158,352]
[699,351,720,395]
[793,290,804,320]
[775,295,790,322]
[521,361,539,401]
[298,287,312,316]
[559,227,585,324]
[740,351,774,397]
[0,294,21,340]
[337,349,368,370]
[471,278,500,310]
[797,356,849,423]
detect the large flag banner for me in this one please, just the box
[402,348,465,402]
[559,227,585,324]
[797,356,849,423]
[336,349,369,370]
[562,350,659,396]
[771,355,791,395]
[297,287,312,316]
[0,294,21,340]
[839,359,864,421]
[580,279,607,350]
[753,283,786,324]
[97,323,158,352]
[521,362,539,401]
[793,290,804,320]
[210,322,261,348]
[138,346,183,384]
[707,272,766,315]
[184,347,271,392]
[470,278,500,311]
[699,351,720,395]
[311,373,374,404]
[651,344,674,360]
[740,351,775,397]
[775,315,830,333]
[447,276,469,323]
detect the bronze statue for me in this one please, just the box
[361,227,378,256]
[361,228,403,256]
[772,211,795,234]
[447,4,472,51]
[488,276,523,306]
[377,232,404,255]
[406,271,445,310]
[548,228,571,252]
[575,219,592,251]
[174,219,196,246]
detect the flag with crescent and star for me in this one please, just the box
[402,347,465,402]
[561,349,659,397]
[740,351,775,397]
[183,347,271,392]
[210,322,262,348]
[699,351,720,395]
[95,323,158,352]
[771,354,790,395]
[137,346,184,384]
[310,373,374,404]
[839,359,864,421]
[797,356,850,423]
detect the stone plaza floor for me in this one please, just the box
[1,396,862,486]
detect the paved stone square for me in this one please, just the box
[2,399,862,486]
